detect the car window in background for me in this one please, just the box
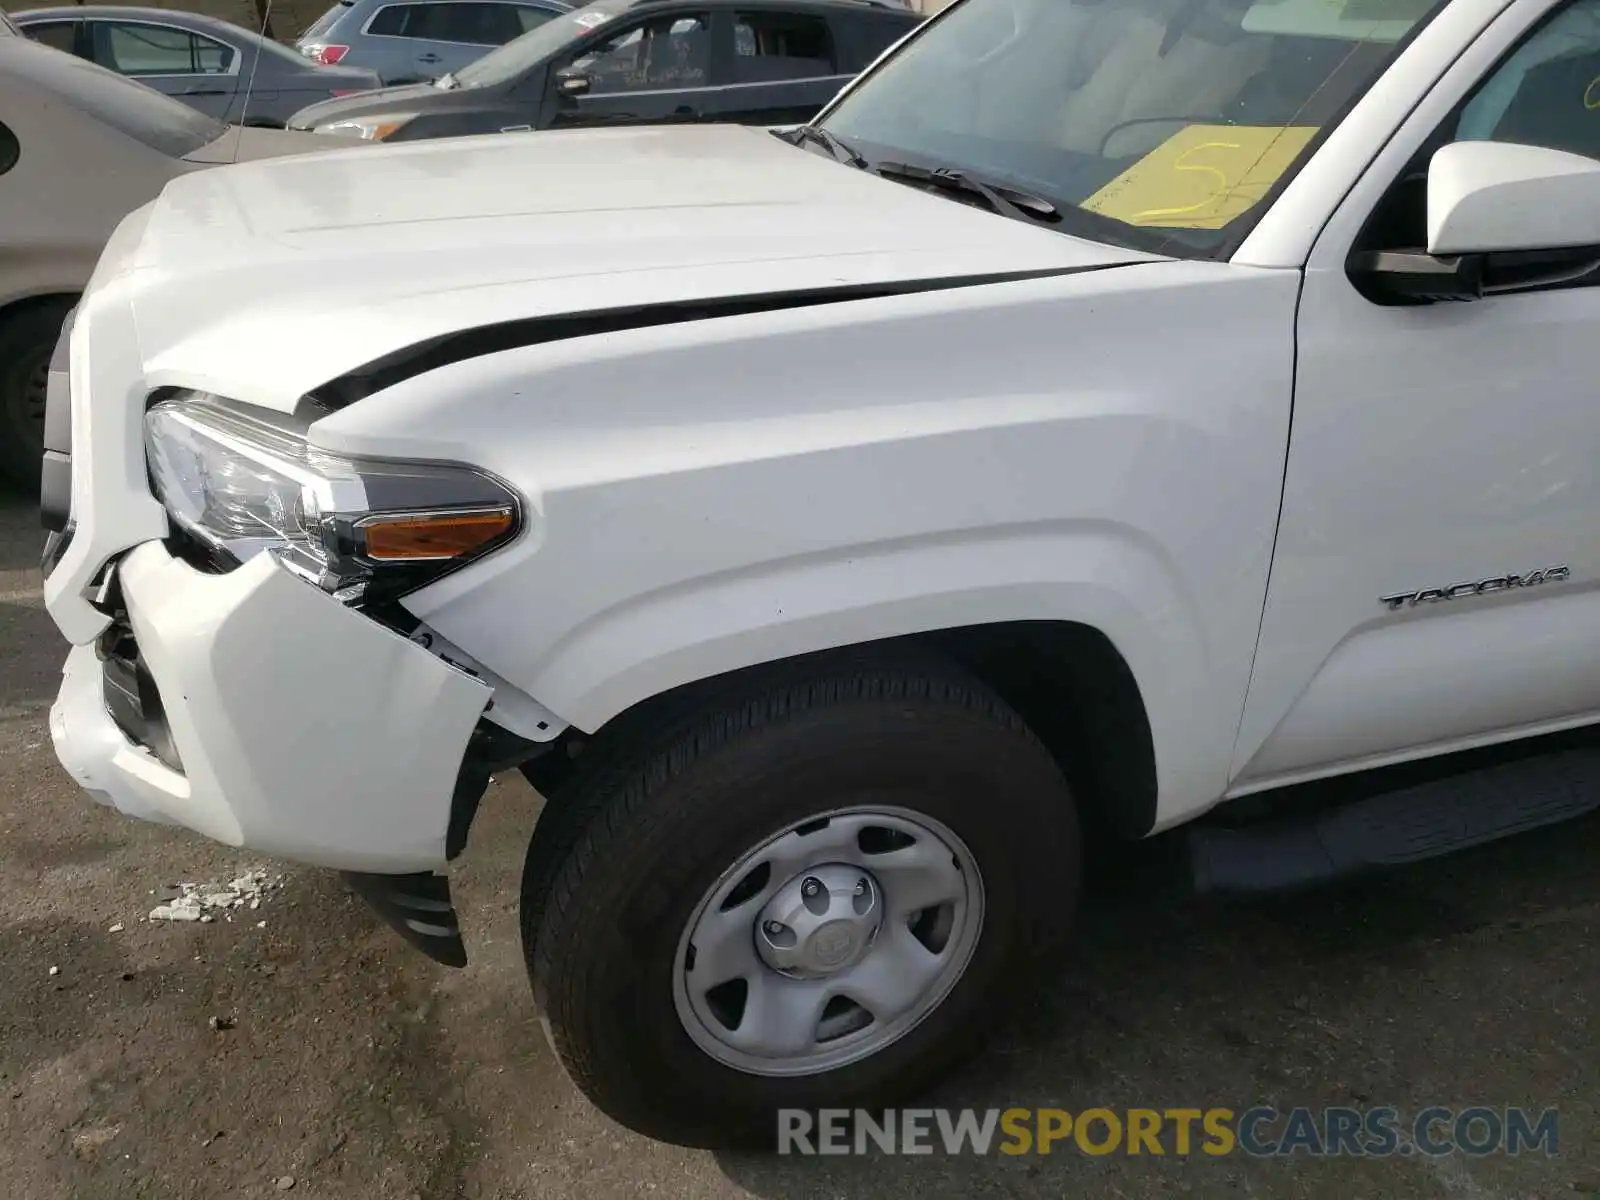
[362,3,416,36]
[22,18,76,52]
[302,1,352,38]
[98,21,236,74]
[819,0,1449,259]
[451,0,633,86]
[732,10,835,80]
[367,1,522,44]
[7,40,226,154]
[431,2,526,44]
[573,12,709,92]
[513,3,560,33]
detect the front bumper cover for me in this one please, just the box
[50,540,495,873]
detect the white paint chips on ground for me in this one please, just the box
[148,869,286,924]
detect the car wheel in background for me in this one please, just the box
[0,300,72,491]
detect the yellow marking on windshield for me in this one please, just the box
[1083,125,1319,229]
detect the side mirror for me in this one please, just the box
[556,69,591,97]
[1429,140,1600,254]
[1351,141,1600,303]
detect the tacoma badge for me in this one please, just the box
[1381,566,1571,611]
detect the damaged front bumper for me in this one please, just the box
[50,540,495,869]
[48,538,553,964]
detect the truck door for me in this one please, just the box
[1234,0,1600,790]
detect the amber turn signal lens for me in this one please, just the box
[360,508,515,561]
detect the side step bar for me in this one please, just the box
[1191,747,1600,894]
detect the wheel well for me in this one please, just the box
[523,621,1158,843]
[916,622,1157,841]
[0,292,78,332]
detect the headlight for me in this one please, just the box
[144,393,520,605]
[313,114,415,141]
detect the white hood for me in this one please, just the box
[107,123,1155,412]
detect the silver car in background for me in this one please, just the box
[15,6,381,125]
[296,0,571,84]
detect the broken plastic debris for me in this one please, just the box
[107,923,124,934]
[146,869,286,926]
[47,966,59,977]
[150,904,202,923]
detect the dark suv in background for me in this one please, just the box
[288,0,919,142]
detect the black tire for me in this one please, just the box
[0,301,73,492]
[520,655,1081,1147]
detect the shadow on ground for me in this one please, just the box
[0,494,51,713]
[714,813,1600,1198]
[0,871,481,1200]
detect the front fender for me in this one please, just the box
[314,259,1299,827]
[522,523,1216,814]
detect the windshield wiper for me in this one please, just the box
[787,124,869,170]
[873,162,1060,225]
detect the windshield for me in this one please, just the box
[0,10,19,36]
[453,0,637,87]
[819,0,1449,257]
[5,40,226,155]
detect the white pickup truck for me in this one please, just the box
[38,0,1600,1148]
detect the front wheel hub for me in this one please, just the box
[673,806,984,1077]
[756,865,882,978]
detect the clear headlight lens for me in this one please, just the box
[144,393,519,604]
[313,115,415,141]
[144,399,358,573]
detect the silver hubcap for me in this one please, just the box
[672,806,984,1077]
[756,865,883,978]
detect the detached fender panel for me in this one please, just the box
[314,260,1300,826]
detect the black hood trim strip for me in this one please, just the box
[296,263,1134,417]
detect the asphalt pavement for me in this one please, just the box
[0,493,1595,1199]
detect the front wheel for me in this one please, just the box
[520,659,1081,1146]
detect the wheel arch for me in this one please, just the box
[0,290,80,329]
[524,619,1159,844]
